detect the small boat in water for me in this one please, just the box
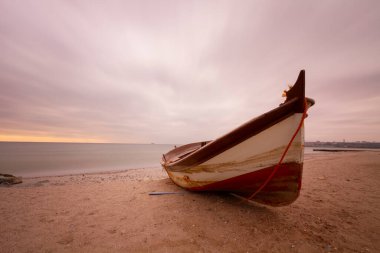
[161,70,315,206]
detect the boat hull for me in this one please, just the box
[162,113,305,206]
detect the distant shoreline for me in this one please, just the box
[313,148,370,152]
[305,141,380,149]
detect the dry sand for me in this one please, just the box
[1,151,379,253]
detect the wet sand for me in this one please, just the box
[1,152,379,253]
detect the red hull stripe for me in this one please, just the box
[189,162,303,195]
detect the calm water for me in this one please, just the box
[0,142,174,177]
[0,142,319,178]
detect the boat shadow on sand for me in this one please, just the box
[155,178,279,217]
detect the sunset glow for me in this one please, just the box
[0,134,103,143]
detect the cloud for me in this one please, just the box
[0,0,379,143]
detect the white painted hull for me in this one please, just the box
[164,113,304,189]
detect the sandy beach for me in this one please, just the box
[1,151,379,253]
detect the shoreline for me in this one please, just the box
[1,151,379,252]
[5,166,168,189]
[12,165,165,180]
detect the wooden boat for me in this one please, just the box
[161,70,315,206]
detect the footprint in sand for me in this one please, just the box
[108,229,117,234]
[57,234,74,245]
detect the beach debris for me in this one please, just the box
[33,180,50,187]
[148,191,185,196]
[0,173,22,185]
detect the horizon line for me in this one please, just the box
[1,140,380,145]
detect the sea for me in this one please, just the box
[0,142,174,178]
[0,142,319,178]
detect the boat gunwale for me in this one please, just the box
[164,98,301,168]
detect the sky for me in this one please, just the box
[0,0,379,144]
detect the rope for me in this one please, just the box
[244,99,308,202]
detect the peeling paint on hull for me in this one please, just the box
[190,162,303,206]
[164,160,303,206]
